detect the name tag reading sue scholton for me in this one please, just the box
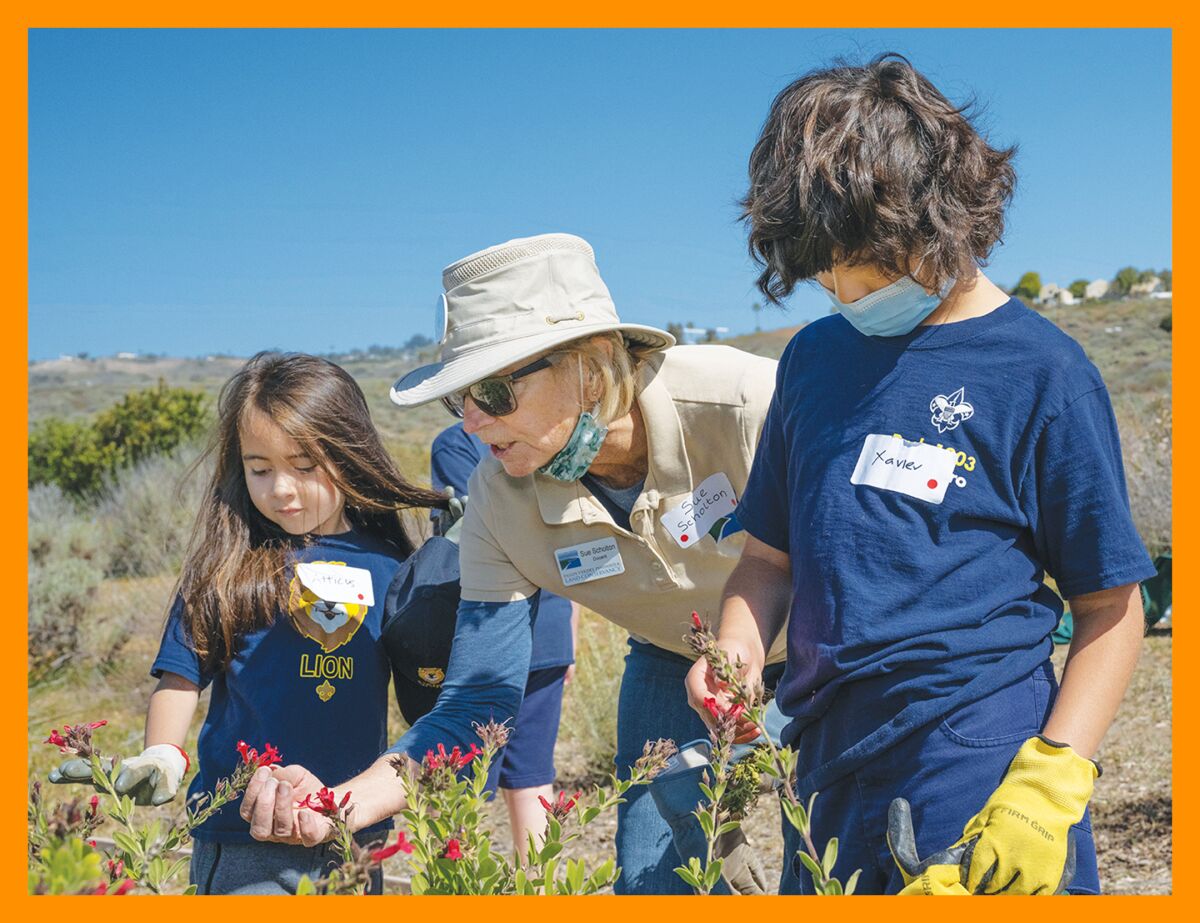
[554,537,626,587]
[850,434,957,505]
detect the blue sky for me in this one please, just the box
[28,28,1172,359]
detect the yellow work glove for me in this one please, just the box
[887,798,971,895]
[956,735,1096,894]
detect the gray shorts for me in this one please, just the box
[190,839,384,895]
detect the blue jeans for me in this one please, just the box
[613,639,784,895]
[190,839,384,895]
[780,661,1100,895]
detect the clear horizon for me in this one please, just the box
[29,28,1172,360]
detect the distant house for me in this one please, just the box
[1130,276,1164,297]
[1053,289,1077,306]
[1085,279,1110,300]
[1150,290,1172,300]
[116,351,137,360]
[1037,283,1061,304]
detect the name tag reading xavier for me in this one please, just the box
[661,472,738,549]
[296,562,376,606]
[554,538,626,587]
[850,434,957,505]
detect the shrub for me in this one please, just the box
[28,484,108,679]
[97,443,210,579]
[29,382,209,498]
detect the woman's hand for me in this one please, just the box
[241,764,331,846]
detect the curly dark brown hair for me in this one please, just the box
[741,53,1017,304]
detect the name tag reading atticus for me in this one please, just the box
[296,562,375,606]
[850,434,957,505]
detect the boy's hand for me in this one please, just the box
[953,736,1092,894]
[684,638,762,744]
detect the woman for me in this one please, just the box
[239,233,784,893]
[686,55,1155,895]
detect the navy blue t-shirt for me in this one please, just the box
[431,423,574,670]
[151,529,403,843]
[738,298,1156,794]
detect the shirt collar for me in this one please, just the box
[531,352,692,526]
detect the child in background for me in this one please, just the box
[430,422,579,853]
[56,352,447,893]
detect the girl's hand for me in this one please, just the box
[685,638,763,744]
[242,764,329,845]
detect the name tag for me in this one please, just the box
[850,434,957,505]
[296,562,376,606]
[554,538,626,587]
[661,472,738,549]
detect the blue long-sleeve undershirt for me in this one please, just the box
[386,595,538,760]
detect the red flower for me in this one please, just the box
[369,831,415,861]
[112,878,136,895]
[691,611,703,631]
[45,721,107,755]
[442,838,463,861]
[423,742,482,772]
[538,789,583,822]
[105,857,125,880]
[296,786,351,817]
[236,740,283,768]
[702,696,745,723]
[87,839,97,848]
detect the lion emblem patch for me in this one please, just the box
[288,561,368,653]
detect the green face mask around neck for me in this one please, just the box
[539,405,609,482]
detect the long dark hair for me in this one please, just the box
[742,53,1017,304]
[175,352,447,671]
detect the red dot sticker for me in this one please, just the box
[927,480,938,489]
[357,594,364,600]
[681,534,689,543]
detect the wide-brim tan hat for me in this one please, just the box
[389,233,674,407]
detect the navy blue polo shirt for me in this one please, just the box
[738,298,1155,794]
[431,423,574,669]
[151,529,402,843]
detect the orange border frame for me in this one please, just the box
[7,5,1186,918]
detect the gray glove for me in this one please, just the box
[432,487,468,544]
[50,745,187,806]
[648,740,768,895]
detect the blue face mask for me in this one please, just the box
[822,275,952,337]
[539,405,608,482]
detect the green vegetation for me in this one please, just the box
[29,382,209,498]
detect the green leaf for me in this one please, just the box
[566,858,584,894]
[182,884,198,895]
[111,830,141,858]
[539,840,563,863]
[825,878,844,895]
[675,867,702,890]
[585,858,616,892]
[697,811,715,837]
[704,857,725,892]
[581,805,602,825]
[716,820,742,837]
[295,875,317,895]
[822,837,838,876]
[798,850,824,881]
[844,869,862,895]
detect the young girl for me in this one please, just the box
[687,54,1157,895]
[92,352,445,893]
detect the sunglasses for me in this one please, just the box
[441,355,556,418]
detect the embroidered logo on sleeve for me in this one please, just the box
[929,387,975,433]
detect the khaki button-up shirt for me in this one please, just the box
[459,344,787,663]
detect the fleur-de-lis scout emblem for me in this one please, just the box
[315,680,336,702]
[929,387,975,433]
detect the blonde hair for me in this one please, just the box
[551,332,653,425]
